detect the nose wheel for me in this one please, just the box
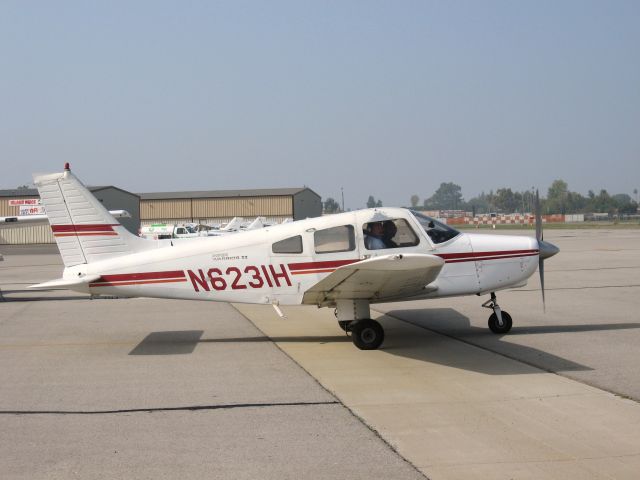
[483,292,513,334]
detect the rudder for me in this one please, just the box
[34,164,150,267]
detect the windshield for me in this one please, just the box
[410,210,461,244]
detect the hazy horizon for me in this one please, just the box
[2,1,638,209]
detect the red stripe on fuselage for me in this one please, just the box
[90,278,187,287]
[436,249,538,260]
[96,271,186,283]
[288,259,360,271]
[441,252,539,263]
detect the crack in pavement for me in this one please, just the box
[0,400,340,416]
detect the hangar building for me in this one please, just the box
[0,187,140,245]
[139,187,321,226]
[1,186,322,245]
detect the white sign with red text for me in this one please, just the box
[19,205,46,216]
[9,198,41,206]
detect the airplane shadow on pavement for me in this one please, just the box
[380,308,640,376]
[129,330,351,356]
[128,309,640,377]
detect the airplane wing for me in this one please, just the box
[302,253,445,307]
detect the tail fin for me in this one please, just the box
[34,164,150,267]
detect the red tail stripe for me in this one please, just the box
[54,232,118,237]
[52,224,119,233]
[288,259,359,271]
[97,271,186,282]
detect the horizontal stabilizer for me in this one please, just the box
[28,274,101,291]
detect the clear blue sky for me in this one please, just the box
[1,1,638,208]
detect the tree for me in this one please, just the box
[375,199,383,207]
[589,189,616,214]
[410,194,419,208]
[366,196,376,208]
[494,188,519,213]
[612,194,637,214]
[546,179,569,214]
[424,182,464,210]
[467,192,491,214]
[16,184,31,191]
[323,198,340,214]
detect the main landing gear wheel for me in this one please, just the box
[488,311,512,334]
[350,319,385,350]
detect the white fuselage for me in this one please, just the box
[61,208,539,307]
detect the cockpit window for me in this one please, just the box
[410,210,460,244]
[362,219,420,250]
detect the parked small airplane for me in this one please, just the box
[206,217,244,236]
[30,164,558,350]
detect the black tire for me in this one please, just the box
[338,320,352,332]
[488,311,513,334]
[351,319,385,350]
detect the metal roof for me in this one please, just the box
[1,186,318,200]
[138,187,320,200]
[0,186,138,198]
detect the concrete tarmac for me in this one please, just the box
[2,229,640,479]
[235,228,640,479]
[375,228,640,401]
[0,247,423,480]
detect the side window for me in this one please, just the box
[272,235,303,254]
[314,225,355,254]
[363,219,419,250]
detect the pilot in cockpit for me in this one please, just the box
[382,221,398,248]
[365,222,386,250]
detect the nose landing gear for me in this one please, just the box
[482,292,513,334]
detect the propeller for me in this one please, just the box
[534,189,560,311]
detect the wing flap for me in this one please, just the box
[302,253,444,306]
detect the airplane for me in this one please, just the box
[205,217,244,236]
[29,164,559,350]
